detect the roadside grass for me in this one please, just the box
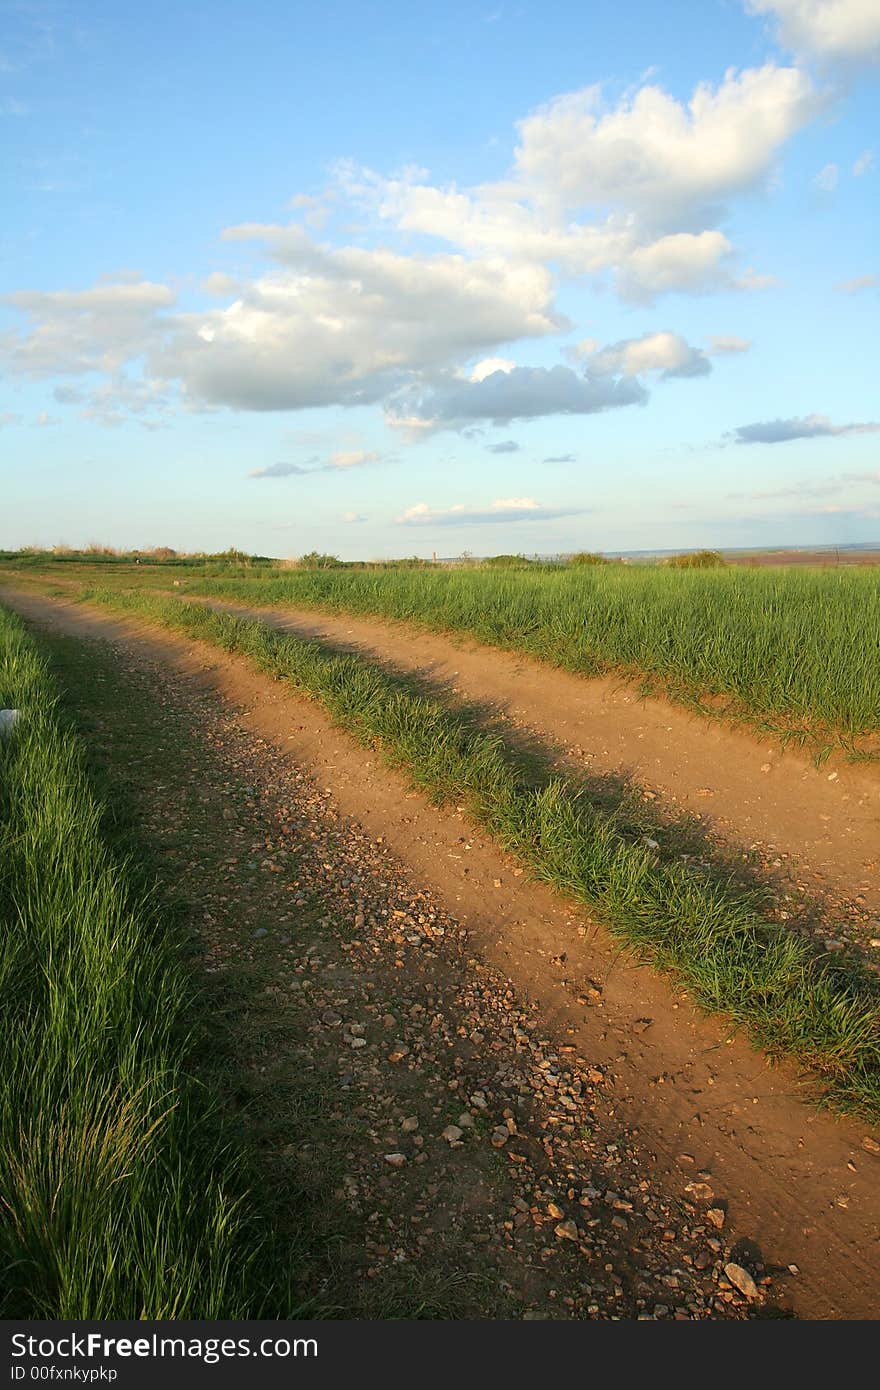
[0,605,278,1318]
[185,563,880,754]
[83,590,880,1118]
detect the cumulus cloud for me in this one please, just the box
[512,65,817,227]
[396,496,585,526]
[615,231,738,301]
[584,331,711,379]
[155,226,563,412]
[486,439,520,453]
[746,0,880,65]
[1,279,174,377]
[730,412,880,443]
[387,364,648,433]
[342,63,809,303]
[835,272,877,292]
[0,233,562,419]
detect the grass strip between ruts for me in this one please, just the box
[84,588,880,1119]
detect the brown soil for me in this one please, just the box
[5,586,880,1321]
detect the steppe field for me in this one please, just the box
[2,549,879,1322]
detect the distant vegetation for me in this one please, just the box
[664,550,726,569]
[0,545,274,567]
[185,564,880,747]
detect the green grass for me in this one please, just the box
[84,589,880,1118]
[184,563,880,748]
[0,604,272,1318]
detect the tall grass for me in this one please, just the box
[188,565,880,742]
[0,605,266,1317]
[86,590,880,1117]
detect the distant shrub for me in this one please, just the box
[568,551,609,566]
[665,550,726,569]
[296,551,344,569]
[482,554,533,568]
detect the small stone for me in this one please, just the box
[384,1153,406,1168]
[706,1207,726,1229]
[441,1125,464,1144]
[252,927,268,939]
[490,1126,510,1148]
[724,1262,760,1300]
[457,1111,475,1128]
[824,940,845,953]
[554,1219,579,1242]
[642,837,660,851]
[862,1136,880,1155]
[320,1009,342,1027]
[546,1202,564,1220]
[684,1181,714,1202]
[401,1116,419,1133]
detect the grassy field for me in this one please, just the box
[84,589,880,1117]
[183,564,880,750]
[0,604,271,1318]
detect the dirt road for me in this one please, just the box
[195,596,880,924]
[6,586,880,1320]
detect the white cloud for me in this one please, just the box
[707,334,753,353]
[730,467,880,499]
[470,356,516,382]
[814,161,839,191]
[156,226,563,412]
[327,449,379,469]
[341,65,807,303]
[396,496,585,526]
[585,331,711,379]
[853,149,874,176]
[1,279,174,376]
[615,231,737,301]
[746,0,880,65]
[342,511,368,523]
[250,449,382,478]
[835,272,877,292]
[0,411,22,428]
[512,65,817,226]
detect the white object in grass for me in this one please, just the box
[0,709,21,736]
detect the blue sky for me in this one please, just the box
[1,0,878,558]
